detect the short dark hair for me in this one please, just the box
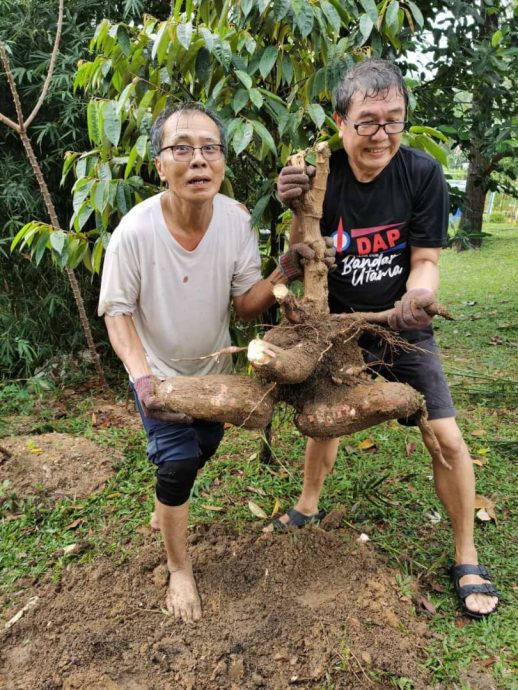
[334,58,408,118]
[150,102,227,158]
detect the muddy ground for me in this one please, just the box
[1,398,441,690]
[1,520,439,690]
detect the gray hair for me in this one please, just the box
[150,102,227,158]
[334,59,408,118]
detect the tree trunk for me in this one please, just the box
[455,3,497,251]
[456,141,487,251]
[0,22,106,388]
[19,128,106,386]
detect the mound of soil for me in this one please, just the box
[1,523,436,689]
[0,433,118,501]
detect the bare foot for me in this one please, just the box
[166,557,202,622]
[459,571,499,616]
[149,511,160,530]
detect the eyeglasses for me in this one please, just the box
[346,120,407,136]
[159,143,225,161]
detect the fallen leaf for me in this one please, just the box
[429,580,445,593]
[476,508,492,522]
[474,495,496,521]
[479,657,498,668]
[200,504,224,512]
[4,597,39,630]
[91,412,97,426]
[271,498,281,516]
[64,518,84,530]
[405,442,417,456]
[472,457,488,467]
[30,448,43,454]
[248,500,268,519]
[414,593,437,615]
[477,447,490,455]
[358,439,377,451]
[454,617,467,628]
[224,422,233,429]
[63,543,78,555]
[246,485,266,497]
[427,510,442,525]
[471,429,486,437]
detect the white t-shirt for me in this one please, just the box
[98,192,262,379]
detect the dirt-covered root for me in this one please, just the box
[294,380,424,438]
[156,375,275,429]
[248,337,326,384]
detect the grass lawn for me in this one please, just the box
[1,223,517,688]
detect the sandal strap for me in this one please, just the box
[273,508,325,531]
[457,582,499,598]
[451,563,491,581]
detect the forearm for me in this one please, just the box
[233,266,288,321]
[406,247,441,294]
[104,314,151,380]
[406,261,439,294]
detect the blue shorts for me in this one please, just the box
[359,326,456,425]
[132,387,225,467]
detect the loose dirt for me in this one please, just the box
[0,432,118,502]
[0,521,437,690]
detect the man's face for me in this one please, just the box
[154,111,225,203]
[333,87,406,181]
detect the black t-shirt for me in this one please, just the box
[321,145,449,313]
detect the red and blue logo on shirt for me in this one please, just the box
[332,218,407,256]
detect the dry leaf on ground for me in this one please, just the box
[248,500,268,519]
[358,439,377,451]
[405,442,417,456]
[474,495,496,521]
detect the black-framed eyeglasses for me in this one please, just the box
[159,143,225,161]
[347,120,408,136]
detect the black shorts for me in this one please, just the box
[358,326,456,426]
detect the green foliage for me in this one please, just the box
[411,0,518,245]
[11,0,445,274]
[1,0,167,379]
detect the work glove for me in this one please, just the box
[134,374,193,424]
[277,165,316,209]
[278,238,336,281]
[388,288,436,331]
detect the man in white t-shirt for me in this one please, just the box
[99,102,334,623]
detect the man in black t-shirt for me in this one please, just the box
[271,59,498,619]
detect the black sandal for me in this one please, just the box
[450,564,499,619]
[272,507,326,532]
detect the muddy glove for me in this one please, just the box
[134,374,193,424]
[388,288,436,331]
[278,238,336,281]
[277,165,316,209]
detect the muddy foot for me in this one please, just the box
[166,558,202,623]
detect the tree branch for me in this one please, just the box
[0,44,26,129]
[0,110,20,132]
[24,0,65,129]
